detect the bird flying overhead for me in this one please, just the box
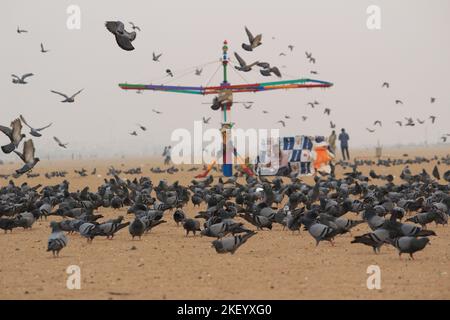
[242,26,262,51]
[53,136,68,148]
[40,43,49,53]
[50,89,83,103]
[105,21,136,51]
[11,73,33,84]
[20,115,52,137]
[234,52,259,72]
[152,52,162,62]
[128,21,141,31]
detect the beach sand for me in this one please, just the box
[0,146,449,300]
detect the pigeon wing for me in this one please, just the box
[234,52,246,67]
[244,26,254,43]
[23,139,35,163]
[21,73,34,80]
[115,34,135,51]
[11,118,23,143]
[0,125,12,137]
[105,21,121,34]
[271,67,282,77]
[53,136,62,145]
[50,90,69,99]
[70,89,84,99]
[19,115,32,129]
[36,122,52,131]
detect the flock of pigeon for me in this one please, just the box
[0,116,68,176]
[0,156,448,259]
[363,86,447,142]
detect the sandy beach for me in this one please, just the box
[0,146,449,300]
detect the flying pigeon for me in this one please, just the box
[374,120,382,127]
[40,43,49,53]
[366,128,375,133]
[152,109,162,114]
[243,103,253,109]
[430,97,435,103]
[50,89,83,103]
[137,124,146,131]
[202,117,211,124]
[130,131,138,136]
[11,73,33,84]
[310,70,318,75]
[277,120,286,127]
[53,136,68,148]
[395,121,402,127]
[195,68,203,76]
[395,100,403,105]
[234,52,258,72]
[14,139,39,175]
[288,45,294,51]
[241,26,262,51]
[302,116,308,121]
[260,66,281,77]
[152,52,162,62]
[382,82,389,88]
[20,115,52,137]
[166,69,173,77]
[416,118,425,124]
[429,115,436,124]
[324,108,331,115]
[330,121,336,129]
[0,118,25,154]
[105,21,136,51]
[128,21,141,31]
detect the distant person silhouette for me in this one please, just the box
[338,128,350,160]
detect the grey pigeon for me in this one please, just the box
[47,221,68,257]
[14,139,39,175]
[129,217,146,239]
[128,21,141,31]
[50,89,83,103]
[40,43,49,53]
[241,26,262,51]
[20,115,52,137]
[211,231,257,254]
[234,52,258,72]
[351,228,391,253]
[152,52,162,62]
[0,118,25,153]
[11,73,33,84]
[183,218,201,236]
[388,236,430,259]
[105,21,136,51]
[53,136,68,148]
[301,217,339,246]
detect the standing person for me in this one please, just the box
[328,130,337,154]
[311,136,335,176]
[338,128,350,160]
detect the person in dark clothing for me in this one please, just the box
[338,128,350,160]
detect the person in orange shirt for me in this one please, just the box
[311,136,335,176]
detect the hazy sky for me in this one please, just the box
[1,0,449,159]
